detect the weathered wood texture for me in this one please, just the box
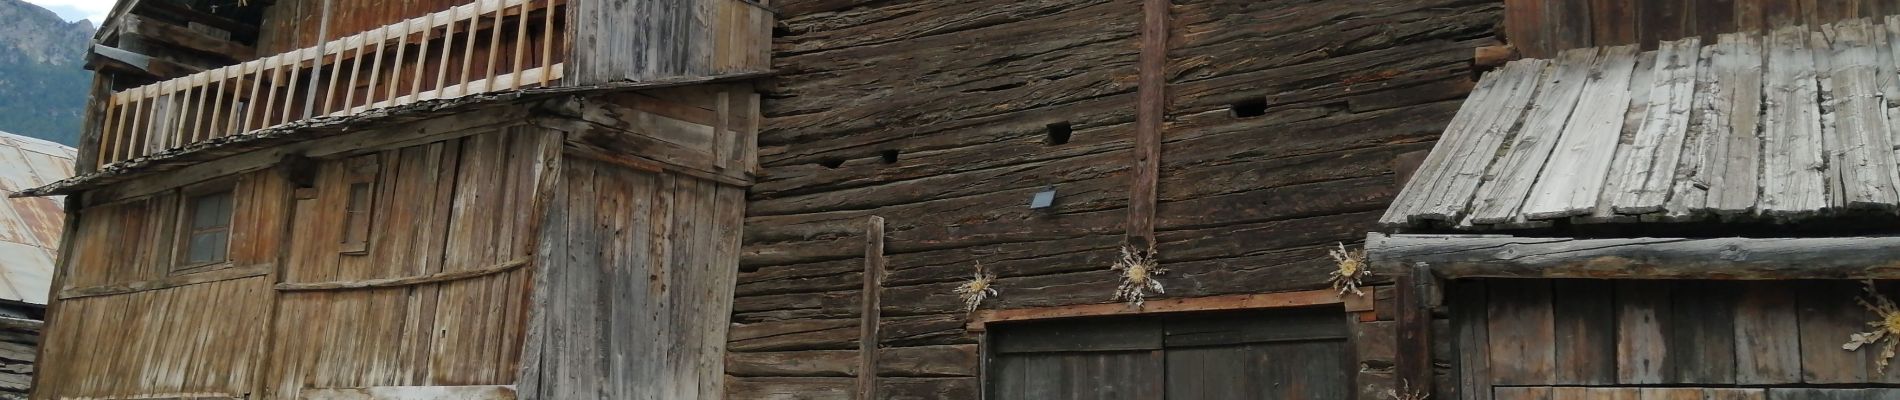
[1370,233,1900,280]
[0,317,41,399]
[1504,0,1900,57]
[35,127,559,399]
[1384,19,1900,230]
[728,0,1500,397]
[515,156,745,400]
[1464,279,1900,389]
[565,0,770,83]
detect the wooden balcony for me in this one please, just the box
[93,0,574,169]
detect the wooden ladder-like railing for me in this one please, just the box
[95,0,567,168]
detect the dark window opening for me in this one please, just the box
[340,182,375,254]
[1231,98,1267,118]
[340,155,380,255]
[880,149,901,164]
[819,158,846,169]
[177,189,235,270]
[1046,122,1073,145]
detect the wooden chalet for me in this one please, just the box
[32,0,1900,398]
[18,0,771,398]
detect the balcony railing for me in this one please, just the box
[94,0,567,168]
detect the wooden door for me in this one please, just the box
[987,307,1351,400]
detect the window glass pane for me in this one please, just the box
[186,230,229,264]
[190,192,234,230]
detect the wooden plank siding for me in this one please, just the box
[1465,279,1900,390]
[513,156,744,400]
[37,126,560,399]
[1505,0,1900,57]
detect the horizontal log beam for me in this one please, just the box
[122,15,256,60]
[1368,233,1900,280]
[966,289,1347,332]
[276,257,530,291]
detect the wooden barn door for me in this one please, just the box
[987,308,1351,400]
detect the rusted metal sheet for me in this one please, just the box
[0,131,72,306]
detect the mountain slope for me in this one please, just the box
[0,0,94,146]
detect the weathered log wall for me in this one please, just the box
[0,317,37,399]
[729,0,1502,397]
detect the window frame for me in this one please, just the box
[170,178,238,274]
[338,154,381,255]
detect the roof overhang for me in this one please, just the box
[1380,18,1900,233]
[1368,233,1900,280]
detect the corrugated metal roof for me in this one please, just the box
[1382,18,1900,231]
[0,131,71,306]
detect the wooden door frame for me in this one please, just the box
[968,288,1369,400]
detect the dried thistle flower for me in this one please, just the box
[1845,280,1900,373]
[954,262,999,313]
[1329,242,1371,297]
[1385,379,1429,400]
[1112,244,1164,307]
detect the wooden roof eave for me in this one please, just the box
[1366,232,1900,281]
[13,70,775,199]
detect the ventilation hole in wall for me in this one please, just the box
[880,149,900,164]
[819,158,846,169]
[1046,122,1073,145]
[1231,98,1268,118]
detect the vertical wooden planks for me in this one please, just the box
[1616,280,1672,384]
[1497,386,1553,400]
[1667,281,1737,384]
[1382,59,1545,226]
[1487,280,1554,386]
[1760,26,1830,217]
[1551,280,1616,385]
[1453,280,1492,400]
[1522,45,1641,220]
[1734,281,1802,384]
[1702,32,1766,215]
[1464,49,1596,226]
[1610,38,1702,214]
[1821,19,1900,210]
[1799,280,1870,383]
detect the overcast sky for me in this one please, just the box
[25,0,114,25]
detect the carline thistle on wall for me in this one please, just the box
[1845,280,1900,373]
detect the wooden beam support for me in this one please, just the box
[1125,0,1168,248]
[1370,233,1900,279]
[121,15,256,60]
[132,1,260,38]
[58,262,273,300]
[274,257,530,291]
[966,289,1346,332]
[89,43,205,79]
[857,216,886,400]
[1395,263,1434,396]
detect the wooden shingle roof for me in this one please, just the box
[1383,18,1900,231]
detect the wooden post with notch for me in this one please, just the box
[857,216,885,400]
[1126,0,1168,249]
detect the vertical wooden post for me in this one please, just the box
[857,216,885,400]
[1126,0,1168,248]
[1396,262,1435,396]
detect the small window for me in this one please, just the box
[176,188,234,270]
[340,182,374,253]
[340,155,380,254]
